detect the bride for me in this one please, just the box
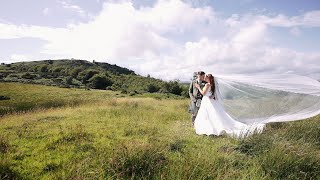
[193,74,265,138]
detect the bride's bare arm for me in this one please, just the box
[196,83,210,95]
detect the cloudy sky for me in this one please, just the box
[0,0,319,80]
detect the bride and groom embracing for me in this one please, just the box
[188,71,265,138]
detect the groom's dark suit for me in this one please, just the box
[189,79,207,125]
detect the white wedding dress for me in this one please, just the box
[194,86,266,138]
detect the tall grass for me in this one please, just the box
[0,82,319,179]
[0,82,121,116]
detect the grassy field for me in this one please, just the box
[1,82,320,179]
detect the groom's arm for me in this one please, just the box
[189,81,196,102]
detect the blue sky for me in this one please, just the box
[0,0,319,80]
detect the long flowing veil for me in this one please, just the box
[212,73,320,125]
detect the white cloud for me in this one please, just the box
[232,22,267,47]
[0,23,66,40]
[10,54,31,62]
[260,10,320,27]
[42,8,50,15]
[290,27,301,36]
[0,0,319,80]
[57,0,86,17]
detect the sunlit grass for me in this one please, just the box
[0,82,123,116]
[0,82,320,179]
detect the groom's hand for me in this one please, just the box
[194,83,200,89]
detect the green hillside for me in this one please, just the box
[0,59,188,97]
[1,82,320,179]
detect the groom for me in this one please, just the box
[188,71,207,125]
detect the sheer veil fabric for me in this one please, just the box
[194,73,320,138]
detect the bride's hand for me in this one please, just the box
[210,95,216,100]
[194,83,200,89]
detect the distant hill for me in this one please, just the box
[0,59,188,97]
[4,59,135,75]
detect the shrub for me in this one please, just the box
[0,96,10,100]
[161,81,183,95]
[50,67,63,73]
[121,89,128,94]
[77,69,100,83]
[38,64,48,72]
[65,76,73,85]
[20,72,37,79]
[7,74,19,78]
[88,74,113,89]
[146,83,160,93]
[70,67,83,78]
[180,86,189,98]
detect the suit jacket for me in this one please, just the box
[189,80,207,102]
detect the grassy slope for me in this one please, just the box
[0,83,320,179]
